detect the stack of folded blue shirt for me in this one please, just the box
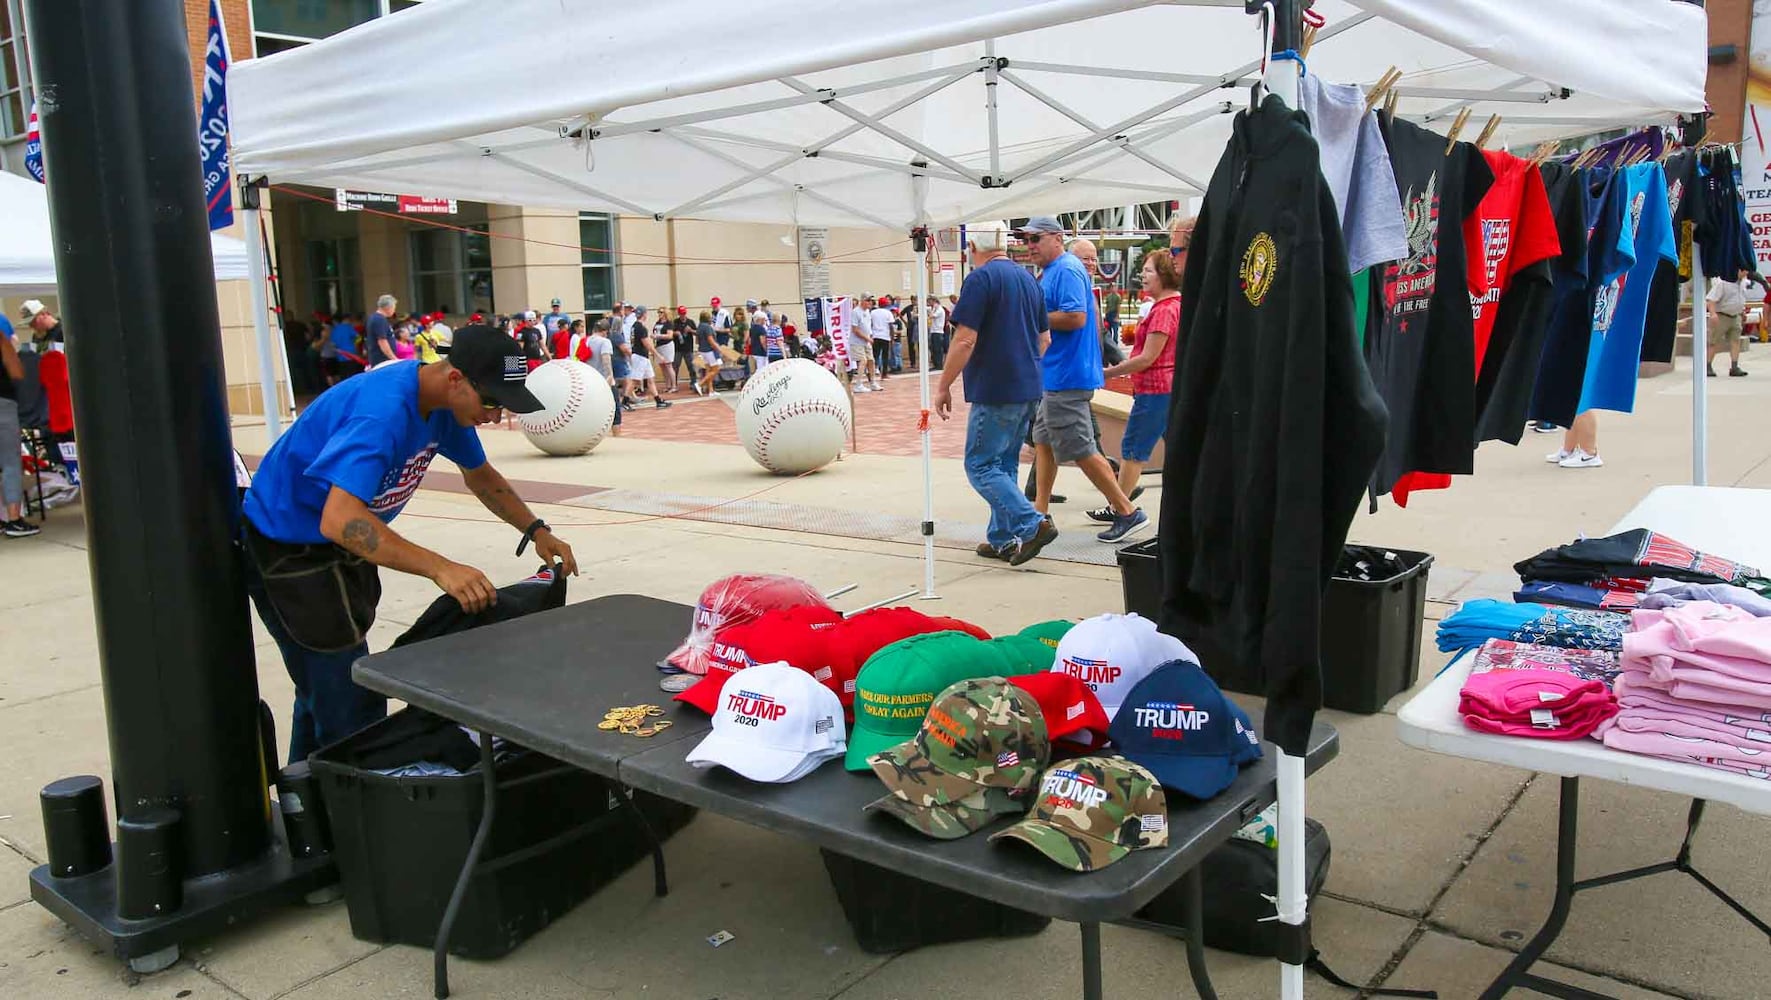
[1436,599,1630,654]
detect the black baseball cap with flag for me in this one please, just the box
[440,324,545,413]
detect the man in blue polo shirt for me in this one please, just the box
[934,222,1059,566]
[1017,217,1145,543]
[241,326,578,761]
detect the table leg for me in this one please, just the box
[1479,776,1580,1000]
[617,785,669,897]
[433,731,498,1000]
[1080,921,1104,1000]
[1180,866,1219,1000]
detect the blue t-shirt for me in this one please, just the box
[608,327,631,378]
[949,257,1045,405]
[1580,162,1676,415]
[365,312,395,365]
[1037,252,1102,391]
[242,361,487,544]
[330,322,360,360]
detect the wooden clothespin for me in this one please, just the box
[1382,87,1399,120]
[1363,66,1401,114]
[1474,114,1501,150]
[1301,24,1318,59]
[1535,140,1561,166]
[1443,107,1472,153]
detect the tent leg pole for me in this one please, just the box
[1691,247,1707,486]
[911,187,937,600]
[1276,749,1308,1000]
[241,189,283,441]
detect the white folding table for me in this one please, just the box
[1397,485,1771,999]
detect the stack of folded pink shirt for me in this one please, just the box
[1602,601,1771,780]
[1459,667,1618,740]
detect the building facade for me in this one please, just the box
[1,2,1754,415]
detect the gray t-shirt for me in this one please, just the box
[588,333,614,379]
[1298,74,1409,274]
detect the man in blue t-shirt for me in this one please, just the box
[365,294,399,366]
[1017,217,1145,543]
[934,222,1058,566]
[241,326,578,761]
[327,314,365,382]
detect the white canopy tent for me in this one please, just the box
[228,3,1707,997]
[0,170,252,295]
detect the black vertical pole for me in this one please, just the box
[23,0,270,876]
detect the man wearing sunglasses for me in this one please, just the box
[241,325,578,761]
[1016,217,1147,544]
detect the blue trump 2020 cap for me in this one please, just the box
[1107,659,1257,800]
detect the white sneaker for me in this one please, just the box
[1546,448,1571,464]
[853,383,873,393]
[1558,449,1604,469]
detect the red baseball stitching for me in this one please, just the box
[522,367,598,439]
[752,398,852,472]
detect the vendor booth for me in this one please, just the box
[21,0,1714,997]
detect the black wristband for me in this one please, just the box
[515,518,548,557]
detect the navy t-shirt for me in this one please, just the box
[365,312,395,365]
[949,257,1045,404]
[242,361,487,544]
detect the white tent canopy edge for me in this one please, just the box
[229,0,1706,230]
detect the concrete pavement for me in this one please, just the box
[2,355,1769,998]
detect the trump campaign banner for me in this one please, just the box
[199,0,234,230]
[23,102,43,182]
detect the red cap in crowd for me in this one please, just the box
[674,605,844,714]
[677,305,689,315]
[469,312,485,323]
[710,296,722,307]
[1008,671,1111,749]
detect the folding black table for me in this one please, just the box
[354,593,1340,999]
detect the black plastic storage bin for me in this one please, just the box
[1320,548,1433,713]
[820,849,1050,953]
[311,707,697,958]
[1116,540,1433,713]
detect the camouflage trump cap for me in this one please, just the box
[989,756,1170,871]
[864,677,1051,839]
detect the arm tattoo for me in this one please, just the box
[341,518,380,555]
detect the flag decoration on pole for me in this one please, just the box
[23,102,43,182]
[199,0,234,230]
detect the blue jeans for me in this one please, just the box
[966,401,1044,550]
[243,547,386,763]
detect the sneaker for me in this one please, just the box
[1545,448,1571,464]
[621,401,638,412]
[1007,518,1060,566]
[3,519,41,538]
[1127,485,1145,503]
[655,399,673,409]
[1707,367,1718,377]
[853,383,873,393]
[976,541,1006,560]
[1086,505,1117,523]
[1731,366,1749,377]
[1558,449,1604,469]
[1530,421,1559,434]
[1096,508,1149,543]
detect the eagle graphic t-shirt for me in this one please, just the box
[1577,161,1675,414]
[243,360,487,544]
[1369,116,1492,498]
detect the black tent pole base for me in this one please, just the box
[28,833,336,973]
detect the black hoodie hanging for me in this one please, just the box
[1158,95,1387,757]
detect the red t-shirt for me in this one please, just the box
[39,349,74,435]
[1392,150,1560,507]
[1129,295,1181,395]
